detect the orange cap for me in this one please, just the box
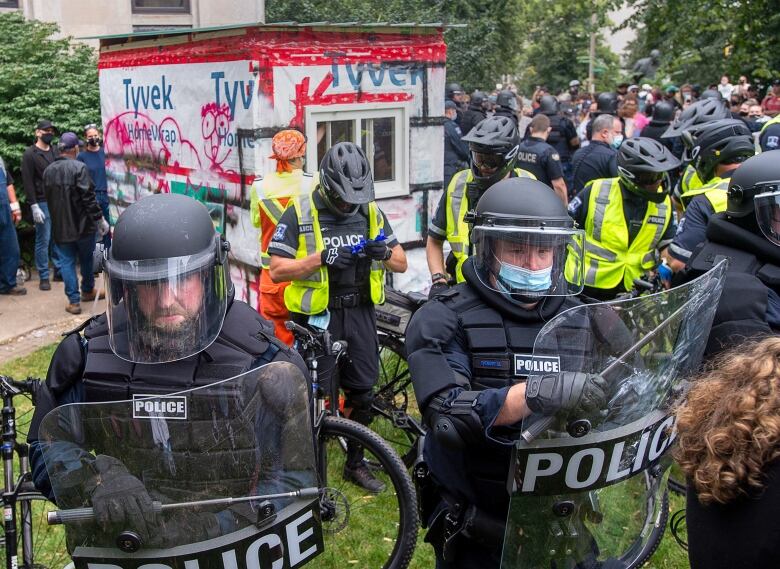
[269,130,306,173]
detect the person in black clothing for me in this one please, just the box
[675,337,780,569]
[460,90,487,137]
[444,100,470,190]
[571,114,621,194]
[585,92,621,140]
[493,90,519,127]
[21,119,60,290]
[515,114,567,203]
[446,82,466,127]
[640,100,684,158]
[538,95,580,196]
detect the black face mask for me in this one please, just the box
[40,133,54,145]
[739,111,749,117]
[87,137,100,147]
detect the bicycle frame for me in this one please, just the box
[0,377,38,569]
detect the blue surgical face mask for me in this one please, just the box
[611,134,624,149]
[497,261,553,293]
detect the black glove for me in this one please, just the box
[525,372,608,417]
[364,240,392,261]
[89,455,159,539]
[428,281,450,299]
[320,246,356,270]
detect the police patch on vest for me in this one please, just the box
[272,223,287,241]
[299,223,314,234]
[132,394,187,420]
[647,215,666,225]
[514,354,561,376]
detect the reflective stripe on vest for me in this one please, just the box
[257,174,314,269]
[445,167,536,283]
[580,178,671,290]
[761,115,780,133]
[284,191,386,315]
[679,165,704,210]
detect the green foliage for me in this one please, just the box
[621,0,780,89]
[265,0,524,91]
[0,12,100,196]
[514,0,622,94]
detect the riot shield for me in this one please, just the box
[39,361,322,569]
[502,262,727,569]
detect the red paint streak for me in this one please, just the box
[98,28,446,69]
[289,72,413,129]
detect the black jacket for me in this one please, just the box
[42,157,103,243]
[21,144,58,204]
[460,106,487,137]
[444,119,469,186]
[571,141,618,194]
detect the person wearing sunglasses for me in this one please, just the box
[569,137,680,300]
[427,116,536,296]
[664,119,755,274]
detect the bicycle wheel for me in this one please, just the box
[0,492,69,569]
[371,333,423,468]
[312,415,418,569]
[617,477,670,569]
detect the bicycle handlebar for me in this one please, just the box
[0,376,41,399]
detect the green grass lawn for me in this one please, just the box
[1,343,691,568]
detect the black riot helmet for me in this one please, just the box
[662,98,730,138]
[461,116,520,188]
[104,194,231,364]
[468,178,585,300]
[446,82,464,100]
[539,95,560,116]
[651,101,676,124]
[495,90,518,111]
[617,137,681,202]
[596,92,619,115]
[689,119,754,184]
[699,89,723,101]
[727,152,780,246]
[318,142,374,217]
[470,90,486,108]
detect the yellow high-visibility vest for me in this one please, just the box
[679,164,704,210]
[579,178,672,290]
[445,167,536,282]
[284,190,386,315]
[684,176,729,213]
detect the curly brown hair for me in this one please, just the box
[674,337,780,505]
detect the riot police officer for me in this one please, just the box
[460,90,488,136]
[666,119,755,272]
[446,82,467,127]
[268,142,407,492]
[493,90,520,127]
[639,100,682,157]
[427,117,536,291]
[538,94,580,193]
[27,193,307,538]
[408,178,610,568]
[515,114,568,203]
[585,91,621,140]
[569,137,680,300]
[681,151,780,356]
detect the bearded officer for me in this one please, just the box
[27,193,308,545]
[408,178,614,568]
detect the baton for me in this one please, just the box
[47,486,320,525]
[520,294,699,443]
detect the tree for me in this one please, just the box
[620,0,780,91]
[513,0,622,95]
[265,0,524,91]
[0,12,100,190]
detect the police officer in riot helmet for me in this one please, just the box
[585,92,624,141]
[493,90,520,126]
[682,151,780,356]
[446,82,466,126]
[538,95,580,195]
[409,178,612,568]
[640,101,683,157]
[27,193,307,544]
[460,90,488,136]
[427,117,537,290]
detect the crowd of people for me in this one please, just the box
[0,121,110,315]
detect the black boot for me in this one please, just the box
[343,440,385,493]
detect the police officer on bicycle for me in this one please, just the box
[408,178,612,568]
[27,193,306,544]
[268,142,407,493]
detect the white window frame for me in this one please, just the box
[304,103,410,199]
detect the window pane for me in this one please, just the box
[316,120,354,166]
[372,117,395,182]
[0,1,20,7]
[132,0,189,12]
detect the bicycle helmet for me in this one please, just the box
[461,116,520,188]
[617,137,681,202]
[662,98,730,138]
[689,119,754,184]
[318,142,374,217]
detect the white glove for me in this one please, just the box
[97,218,110,237]
[31,203,45,224]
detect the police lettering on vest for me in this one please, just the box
[513,354,561,376]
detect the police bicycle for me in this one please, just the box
[501,263,726,569]
[43,363,325,569]
[372,286,428,468]
[286,320,419,569]
[0,375,68,569]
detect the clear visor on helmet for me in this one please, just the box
[471,225,585,298]
[755,189,780,247]
[104,241,228,364]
